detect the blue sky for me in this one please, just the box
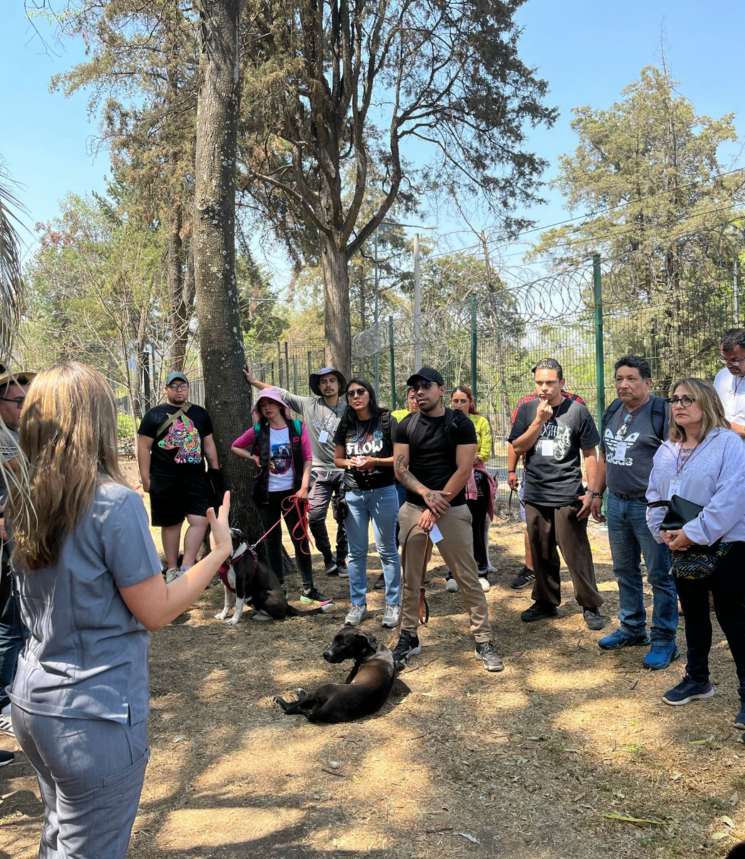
[3,1,745,269]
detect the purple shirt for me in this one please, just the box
[646,427,745,545]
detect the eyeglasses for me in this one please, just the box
[167,383,188,391]
[667,395,696,407]
[411,380,433,391]
[0,397,24,407]
[347,388,367,398]
[719,354,745,366]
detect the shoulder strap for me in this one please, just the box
[291,418,302,437]
[155,402,192,440]
[650,396,667,440]
[380,410,392,436]
[600,398,622,437]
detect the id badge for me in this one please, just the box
[539,439,555,457]
[614,441,627,462]
[430,524,444,544]
[668,478,681,500]
[318,430,330,444]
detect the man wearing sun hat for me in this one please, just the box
[244,364,349,577]
[137,371,221,582]
[0,364,35,736]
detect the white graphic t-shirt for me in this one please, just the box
[267,426,294,492]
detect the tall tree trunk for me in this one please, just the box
[193,0,258,535]
[167,204,189,370]
[320,234,352,377]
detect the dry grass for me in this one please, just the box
[2,468,744,858]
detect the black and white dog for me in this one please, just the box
[216,528,331,624]
[274,627,398,723]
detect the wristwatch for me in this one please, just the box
[591,491,603,498]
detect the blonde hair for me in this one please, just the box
[9,363,125,570]
[668,377,728,443]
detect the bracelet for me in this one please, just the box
[591,491,603,498]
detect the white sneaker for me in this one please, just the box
[445,575,459,592]
[479,575,491,592]
[344,604,369,626]
[165,567,182,584]
[381,604,400,628]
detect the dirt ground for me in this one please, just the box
[1,468,744,858]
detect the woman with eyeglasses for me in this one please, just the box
[333,379,401,628]
[646,378,745,727]
[449,386,496,592]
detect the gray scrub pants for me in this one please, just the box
[13,707,148,858]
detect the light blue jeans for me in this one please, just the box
[606,492,678,643]
[345,485,401,607]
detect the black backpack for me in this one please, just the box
[601,396,667,441]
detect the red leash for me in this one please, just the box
[249,494,313,554]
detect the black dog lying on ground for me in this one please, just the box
[275,627,397,723]
[216,528,331,625]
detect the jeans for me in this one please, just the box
[606,493,678,643]
[345,485,401,607]
[675,542,745,694]
[0,570,26,711]
[308,469,348,566]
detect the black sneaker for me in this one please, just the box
[300,587,333,608]
[662,674,715,706]
[521,602,558,623]
[582,608,608,631]
[337,563,349,579]
[511,567,535,590]
[0,750,14,767]
[392,631,422,667]
[735,702,745,730]
[475,641,504,672]
[373,573,385,590]
[324,561,339,576]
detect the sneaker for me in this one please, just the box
[643,641,680,671]
[510,567,535,590]
[250,609,273,622]
[475,641,504,672]
[445,573,459,593]
[165,567,182,584]
[301,587,333,607]
[337,564,349,579]
[324,561,339,576]
[521,602,558,623]
[662,675,715,706]
[392,630,422,667]
[381,604,400,629]
[598,628,650,650]
[478,575,491,593]
[583,609,608,631]
[0,750,14,767]
[344,604,369,626]
[734,702,745,730]
[373,573,385,590]
[0,713,13,737]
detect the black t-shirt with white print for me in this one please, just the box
[508,398,599,507]
[333,411,396,491]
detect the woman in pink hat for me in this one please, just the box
[231,388,331,606]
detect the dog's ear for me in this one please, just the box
[355,632,377,656]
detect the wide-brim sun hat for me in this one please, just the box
[309,367,346,396]
[0,366,36,388]
[252,387,288,422]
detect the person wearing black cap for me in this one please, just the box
[393,367,503,672]
[137,372,221,581]
[244,364,348,578]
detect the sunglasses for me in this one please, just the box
[347,388,368,398]
[411,380,434,391]
[667,395,696,407]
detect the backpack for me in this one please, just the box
[601,396,667,441]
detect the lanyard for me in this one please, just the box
[674,433,714,475]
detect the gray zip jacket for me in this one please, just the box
[275,387,345,472]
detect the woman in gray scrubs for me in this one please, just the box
[6,363,232,859]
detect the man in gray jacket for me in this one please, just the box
[244,365,348,577]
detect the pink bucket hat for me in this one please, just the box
[252,387,288,421]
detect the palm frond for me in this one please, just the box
[0,171,25,361]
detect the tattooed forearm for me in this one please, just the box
[395,453,427,496]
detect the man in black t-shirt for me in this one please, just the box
[393,367,502,673]
[137,371,221,581]
[508,359,606,631]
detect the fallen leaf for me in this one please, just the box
[603,811,666,826]
[711,830,730,842]
[456,832,480,845]
[719,815,735,828]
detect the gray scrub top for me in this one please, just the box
[10,481,161,724]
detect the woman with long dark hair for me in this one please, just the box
[333,378,401,627]
[7,363,232,858]
[231,387,330,607]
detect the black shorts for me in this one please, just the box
[149,470,211,527]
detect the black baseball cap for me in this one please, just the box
[406,367,444,387]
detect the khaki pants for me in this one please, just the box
[398,502,492,643]
[525,502,603,611]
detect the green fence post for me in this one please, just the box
[388,316,397,408]
[470,296,478,402]
[593,253,605,423]
[307,351,312,394]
